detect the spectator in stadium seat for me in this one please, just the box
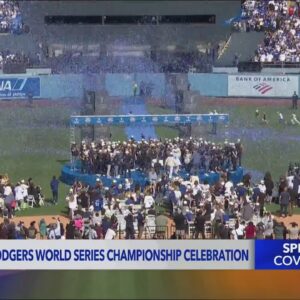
[92,212,102,226]
[273,221,287,240]
[174,209,186,239]
[105,225,116,240]
[144,191,155,210]
[65,220,75,239]
[146,205,155,216]
[233,220,245,240]
[288,222,299,239]
[137,209,146,239]
[148,167,158,184]
[263,212,274,239]
[14,182,24,208]
[245,221,256,239]
[219,222,231,239]
[77,190,90,210]
[241,198,254,222]
[125,206,135,239]
[255,221,265,240]
[194,209,206,239]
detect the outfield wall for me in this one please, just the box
[0,73,299,100]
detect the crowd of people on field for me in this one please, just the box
[0,175,44,219]
[235,0,300,63]
[72,137,243,178]
[1,156,300,239]
[0,0,23,34]
[1,164,300,240]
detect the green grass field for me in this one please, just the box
[1,99,300,217]
[0,104,74,217]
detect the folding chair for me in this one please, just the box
[145,215,156,239]
[27,195,36,208]
[187,221,195,239]
[204,221,213,239]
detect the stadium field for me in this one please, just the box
[1,97,300,217]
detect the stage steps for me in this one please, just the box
[121,97,157,140]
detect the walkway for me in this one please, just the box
[121,97,157,140]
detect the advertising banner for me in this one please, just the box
[228,75,298,97]
[0,240,253,270]
[70,114,229,126]
[0,77,40,99]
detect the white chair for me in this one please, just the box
[204,221,212,239]
[27,195,36,208]
[38,194,45,206]
[228,218,236,229]
[187,221,195,239]
[133,204,142,211]
[0,197,4,210]
[116,214,126,231]
[145,215,156,238]
[133,220,138,232]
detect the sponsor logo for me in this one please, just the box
[253,82,273,95]
[235,76,291,82]
[73,118,79,124]
[0,78,27,91]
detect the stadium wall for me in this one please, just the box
[0,73,299,100]
[105,73,166,97]
[188,73,228,97]
[40,74,84,99]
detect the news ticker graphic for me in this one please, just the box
[255,240,300,270]
[0,240,252,270]
[0,240,300,270]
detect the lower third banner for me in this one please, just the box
[0,240,253,270]
[255,240,300,270]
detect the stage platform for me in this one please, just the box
[61,164,243,188]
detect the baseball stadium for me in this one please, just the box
[1,0,300,299]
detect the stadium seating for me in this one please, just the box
[239,0,300,63]
[0,1,23,34]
